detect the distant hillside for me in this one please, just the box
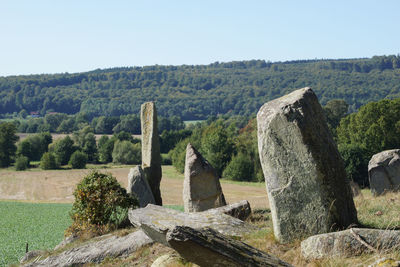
[1,55,400,120]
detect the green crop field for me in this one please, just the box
[0,201,72,266]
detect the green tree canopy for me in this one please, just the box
[0,122,18,167]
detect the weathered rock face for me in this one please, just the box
[128,204,255,246]
[257,87,357,243]
[141,102,162,205]
[183,143,226,212]
[167,226,293,267]
[208,200,251,221]
[127,166,156,207]
[368,149,400,196]
[23,230,153,267]
[301,228,400,259]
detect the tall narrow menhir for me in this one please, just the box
[257,87,357,243]
[141,102,162,205]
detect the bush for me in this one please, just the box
[69,151,88,169]
[67,170,137,237]
[112,140,141,164]
[15,156,29,171]
[40,152,59,170]
[338,143,370,187]
[161,153,172,165]
[222,153,254,181]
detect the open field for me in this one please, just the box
[0,201,71,266]
[0,165,268,208]
[2,165,400,266]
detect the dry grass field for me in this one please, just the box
[0,165,268,209]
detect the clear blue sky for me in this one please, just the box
[1,0,399,76]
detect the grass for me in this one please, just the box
[0,201,72,266]
[355,190,400,229]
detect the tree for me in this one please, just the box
[40,152,59,170]
[337,98,400,154]
[112,140,141,164]
[98,136,114,163]
[15,155,29,171]
[222,153,253,181]
[0,122,19,167]
[69,151,88,169]
[200,121,234,176]
[51,136,76,165]
[338,143,370,187]
[323,99,349,138]
[82,133,98,162]
[16,139,32,159]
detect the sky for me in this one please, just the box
[1,0,399,76]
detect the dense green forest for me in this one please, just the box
[1,55,400,120]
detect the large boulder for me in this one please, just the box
[167,226,293,267]
[127,165,156,207]
[257,87,357,243]
[141,102,162,205]
[23,229,153,267]
[183,143,226,212]
[301,228,400,259]
[128,204,255,246]
[368,149,400,196]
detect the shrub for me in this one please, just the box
[67,170,137,237]
[15,156,29,171]
[338,143,370,187]
[40,152,59,170]
[69,151,88,169]
[222,153,254,181]
[112,140,141,164]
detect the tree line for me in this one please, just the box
[2,95,400,187]
[1,55,400,120]
[10,113,184,134]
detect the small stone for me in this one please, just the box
[301,228,400,259]
[183,143,226,212]
[127,166,156,207]
[368,149,400,196]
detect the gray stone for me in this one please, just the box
[183,143,226,212]
[128,165,156,207]
[141,102,162,205]
[128,204,255,246]
[301,228,400,259]
[23,229,153,267]
[166,226,293,267]
[368,149,400,196]
[206,200,251,221]
[257,87,357,243]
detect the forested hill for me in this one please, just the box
[1,55,400,120]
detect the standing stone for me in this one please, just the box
[257,87,357,243]
[183,143,226,212]
[368,149,400,196]
[127,166,156,207]
[141,102,162,205]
